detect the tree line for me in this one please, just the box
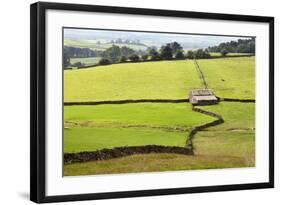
[63,38,255,68]
[110,38,146,46]
[64,46,102,58]
[64,42,211,68]
[208,38,255,55]
[64,46,103,67]
[98,42,211,65]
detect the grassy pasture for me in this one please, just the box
[64,128,187,153]
[64,103,213,128]
[64,102,255,175]
[197,57,255,98]
[64,60,202,102]
[64,103,214,153]
[64,153,248,176]
[202,102,255,131]
[64,57,255,102]
[192,102,255,167]
[63,57,255,176]
[70,57,101,66]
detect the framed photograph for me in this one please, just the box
[30,2,274,203]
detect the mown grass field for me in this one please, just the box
[64,57,255,102]
[64,102,255,175]
[193,102,255,167]
[197,57,255,98]
[70,57,101,66]
[64,57,255,176]
[64,103,214,153]
[64,60,201,102]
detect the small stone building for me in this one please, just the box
[189,89,218,105]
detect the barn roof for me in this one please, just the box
[192,95,217,101]
[190,89,214,96]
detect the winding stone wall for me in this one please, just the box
[64,145,193,164]
[186,106,224,149]
[217,97,255,103]
[64,99,188,106]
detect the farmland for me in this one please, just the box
[64,38,147,51]
[64,57,254,102]
[64,60,201,102]
[70,57,101,67]
[197,57,255,98]
[64,103,214,153]
[209,52,253,57]
[64,56,255,176]
[64,102,255,175]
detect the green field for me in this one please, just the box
[64,57,255,102]
[64,153,250,175]
[64,57,255,176]
[64,102,255,175]
[209,52,253,57]
[193,102,255,166]
[70,57,101,66]
[64,60,201,102]
[197,57,255,98]
[64,103,214,153]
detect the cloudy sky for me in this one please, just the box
[64,28,253,49]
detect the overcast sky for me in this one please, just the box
[64,28,252,48]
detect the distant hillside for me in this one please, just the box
[64,38,148,51]
[64,28,252,51]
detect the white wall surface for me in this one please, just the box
[0,0,279,204]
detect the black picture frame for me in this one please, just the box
[30,1,274,203]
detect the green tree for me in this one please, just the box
[160,44,173,60]
[175,50,185,59]
[120,56,127,63]
[120,46,135,57]
[72,61,84,67]
[128,54,140,62]
[220,49,229,57]
[208,38,255,54]
[103,45,121,63]
[99,58,111,65]
[186,50,194,59]
[149,49,161,60]
[169,42,183,55]
[63,52,70,68]
[141,54,149,61]
[194,49,210,59]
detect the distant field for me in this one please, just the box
[64,39,111,50]
[64,38,147,51]
[64,102,255,175]
[64,60,202,102]
[70,57,101,66]
[197,57,255,98]
[209,52,253,57]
